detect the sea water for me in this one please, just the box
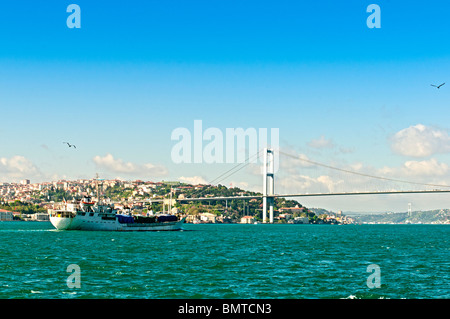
[0,222,448,299]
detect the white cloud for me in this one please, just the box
[178,176,208,185]
[93,154,168,178]
[403,158,449,176]
[379,158,449,178]
[0,155,41,182]
[390,124,450,157]
[277,174,344,195]
[229,181,249,189]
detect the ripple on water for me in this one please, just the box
[0,223,449,298]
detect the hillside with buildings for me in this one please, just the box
[352,209,450,224]
[0,178,356,224]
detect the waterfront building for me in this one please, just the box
[200,213,216,223]
[292,216,309,224]
[0,209,14,221]
[31,212,50,221]
[240,216,255,224]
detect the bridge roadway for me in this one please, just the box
[43,189,450,207]
[146,189,450,203]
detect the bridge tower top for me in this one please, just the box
[263,148,275,223]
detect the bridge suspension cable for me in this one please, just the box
[279,150,450,189]
[207,149,262,186]
[182,149,263,200]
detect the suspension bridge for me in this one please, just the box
[152,148,450,223]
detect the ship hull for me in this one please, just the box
[50,216,185,231]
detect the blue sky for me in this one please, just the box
[1,1,450,211]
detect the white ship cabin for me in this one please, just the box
[49,196,117,220]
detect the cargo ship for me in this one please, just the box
[48,195,185,231]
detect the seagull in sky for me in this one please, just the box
[63,142,76,149]
[431,82,445,89]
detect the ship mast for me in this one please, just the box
[95,173,100,204]
[169,187,172,214]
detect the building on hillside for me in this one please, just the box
[0,209,14,221]
[199,213,216,223]
[291,216,309,224]
[279,213,293,221]
[31,213,50,221]
[278,206,305,214]
[240,215,255,224]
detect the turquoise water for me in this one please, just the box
[0,222,448,299]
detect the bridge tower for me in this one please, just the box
[408,203,412,217]
[262,148,275,223]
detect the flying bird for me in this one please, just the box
[63,142,76,149]
[431,82,445,89]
